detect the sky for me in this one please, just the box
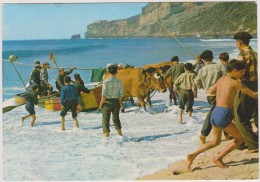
[1,2,148,40]
[1,0,258,40]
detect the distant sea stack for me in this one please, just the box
[84,2,257,38]
[71,34,81,39]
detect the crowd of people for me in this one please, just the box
[182,32,258,170]
[22,61,90,128]
[20,32,258,169]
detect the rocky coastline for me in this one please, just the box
[83,2,257,39]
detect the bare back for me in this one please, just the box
[213,75,257,108]
[215,76,240,108]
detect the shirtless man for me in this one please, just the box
[186,59,258,171]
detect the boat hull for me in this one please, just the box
[14,85,102,112]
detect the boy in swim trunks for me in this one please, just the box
[186,59,258,171]
[20,84,39,127]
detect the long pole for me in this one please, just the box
[3,59,99,70]
[9,55,28,93]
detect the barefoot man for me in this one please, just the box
[20,84,39,127]
[186,59,258,171]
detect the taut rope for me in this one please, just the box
[2,58,103,70]
[156,20,196,60]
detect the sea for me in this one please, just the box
[1,38,258,181]
[2,37,257,101]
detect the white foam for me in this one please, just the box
[2,90,209,181]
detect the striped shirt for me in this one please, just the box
[102,76,123,99]
[237,46,258,82]
[40,68,49,83]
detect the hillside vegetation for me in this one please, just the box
[84,2,257,38]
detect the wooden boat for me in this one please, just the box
[13,85,102,112]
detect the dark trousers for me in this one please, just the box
[179,89,194,112]
[102,98,121,133]
[60,100,77,118]
[40,81,53,96]
[233,81,258,150]
[201,96,216,136]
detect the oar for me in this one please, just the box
[3,104,25,113]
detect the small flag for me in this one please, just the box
[50,52,58,67]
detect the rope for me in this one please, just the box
[2,58,103,70]
[156,20,196,60]
[148,89,157,101]
[143,89,158,106]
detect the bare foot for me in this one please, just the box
[199,135,206,144]
[212,158,228,169]
[30,120,35,127]
[185,154,196,171]
[245,149,258,154]
[20,117,24,124]
[179,117,182,124]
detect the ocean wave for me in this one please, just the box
[2,44,109,59]
[2,87,26,92]
[200,38,257,42]
[2,98,18,107]
[200,38,234,42]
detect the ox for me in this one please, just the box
[103,67,167,112]
[143,61,178,106]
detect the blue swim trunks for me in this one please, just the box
[25,102,35,115]
[210,106,233,129]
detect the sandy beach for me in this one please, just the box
[139,130,259,180]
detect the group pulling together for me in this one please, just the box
[20,31,258,171]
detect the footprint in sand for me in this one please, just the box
[172,170,184,175]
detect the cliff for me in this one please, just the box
[84,2,257,38]
[71,34,81,39]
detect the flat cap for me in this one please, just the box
[233,32,252,40]
[43,62,50,65]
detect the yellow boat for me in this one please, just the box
[13,85,102,112]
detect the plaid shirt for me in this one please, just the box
[102,76,123,99]
[237,46,258,82]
